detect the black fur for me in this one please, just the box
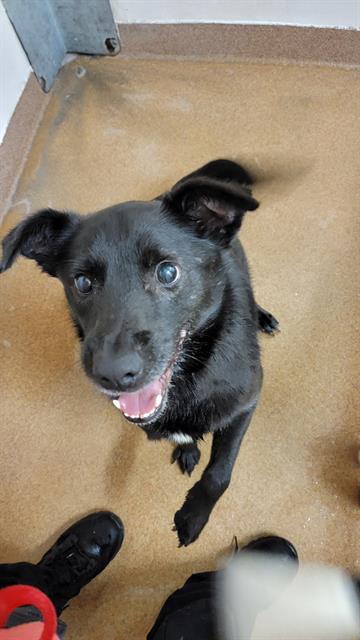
[0,159,278,546]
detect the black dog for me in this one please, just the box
[0,160,278,546]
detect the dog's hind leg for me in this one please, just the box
[172,442,201,476]
[257,304,280,335]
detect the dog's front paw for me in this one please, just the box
[171,444,201,476]
[173,491,211,546]
[257,306,280,335]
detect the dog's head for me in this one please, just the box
[1,170,258,425]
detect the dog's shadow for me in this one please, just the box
[105,423,140,500]
[1,268,76,389]
[304,263,359,506]
[310,430,359,505]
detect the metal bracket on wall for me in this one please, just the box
[2,0,121,92]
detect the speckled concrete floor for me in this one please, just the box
[0,56,359,639]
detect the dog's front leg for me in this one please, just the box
[174,407,255,546]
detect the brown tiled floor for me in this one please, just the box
[0,57,359,639]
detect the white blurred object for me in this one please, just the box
[220,553,360,640]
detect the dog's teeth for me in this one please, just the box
[112,399,120,409]
[155,394,162,408]
[124,412,140,419]
[141,410,154,419]
[180,329,187,338]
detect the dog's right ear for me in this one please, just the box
[0,209,80,277]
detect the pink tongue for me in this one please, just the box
[118,378,162,417]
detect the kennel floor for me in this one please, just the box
[0,56,359,639]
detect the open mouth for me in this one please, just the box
[111,328,187,425]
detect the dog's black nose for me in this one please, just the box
[92,350,143,391]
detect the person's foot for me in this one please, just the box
[232,534,298,616]
[241,534,298,567]
[37,511,124,614]
[221,534,299,637]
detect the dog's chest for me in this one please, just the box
[167,432,194,444]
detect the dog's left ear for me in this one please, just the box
[163,176,259,246]
[0,208,80,276]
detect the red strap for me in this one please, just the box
[0,586,57,640]
[0,621,59,639]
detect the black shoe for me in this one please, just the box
[234,534,298,615]
[38,511,124,614]
[222,536,298,639]
[241,535,298,567]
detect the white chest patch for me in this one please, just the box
[169,432,194,445]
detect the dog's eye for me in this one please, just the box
[155,261,180,286]
[74,274,93,294]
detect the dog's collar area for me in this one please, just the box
[108,327,188,425]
